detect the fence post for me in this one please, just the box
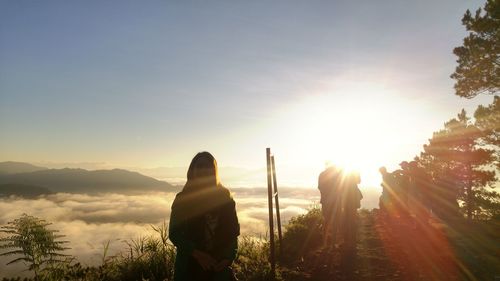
[266,148,276,277]
[271,155,283,257]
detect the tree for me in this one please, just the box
[417,110,498,220]
[474,95,500,168]
[451,0,499,98]
[0,214,69,279]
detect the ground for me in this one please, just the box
[279,210,500,281]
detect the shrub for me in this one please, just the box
[0,214,70,280]
[280,207,323,264]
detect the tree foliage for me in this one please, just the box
[0,214,69,279]
[417,110,499,220]
[474,95,500,169]
[451,0,499,98]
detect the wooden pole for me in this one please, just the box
[266,148,276,277]
[271,155,282,257]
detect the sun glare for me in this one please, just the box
[272,82,410,188]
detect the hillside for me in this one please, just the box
[0,161,47,175]
[280,210,500,281]
[0,183,53,198]
[0,167,176,194]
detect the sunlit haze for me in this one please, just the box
[0,0,493,189]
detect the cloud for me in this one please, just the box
[0,187,379,277]
[0,192,175,225]
[0,189,319,277]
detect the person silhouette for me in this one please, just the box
[378,166,392,215]
[318,164,342,247]
[342,171,362,252]
[393,161,411,220]
[379,166,408,219]
[169,152,240,281]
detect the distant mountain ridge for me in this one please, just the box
[0,161,48,175]
[0,161,176,195]
[0,183,53,198]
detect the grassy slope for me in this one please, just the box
[1,209,499,281]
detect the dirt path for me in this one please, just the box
[286,211,465,281]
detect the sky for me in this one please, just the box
[0,0,495,188]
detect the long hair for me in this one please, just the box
[173,152,231,221]
[183,151,222,193]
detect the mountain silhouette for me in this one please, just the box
[0,183,53,198]
[0,163,176,194]
[0,161,48,175]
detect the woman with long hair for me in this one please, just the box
[169,152,240,281]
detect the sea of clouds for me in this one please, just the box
[0,188,325,277]
[0,187,380,277]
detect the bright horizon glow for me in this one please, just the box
[263,81,423,188]
[0,0,494,192]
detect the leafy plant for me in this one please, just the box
[0,214,69,280]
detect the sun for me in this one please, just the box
[271,82,407,188]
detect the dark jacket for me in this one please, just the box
[318,167,340,206]
[169,186,240,281]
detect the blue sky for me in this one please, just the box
[0,0,494,186]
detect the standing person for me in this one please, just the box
[169,152,240,281]
[394,162,411,220]
[318,164,342,247]
[378,167,393,215]
[342,171,363,251]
